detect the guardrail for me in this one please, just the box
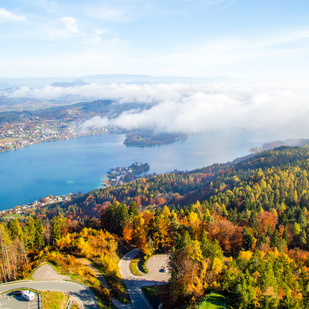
[37,292,43,309]
[65,299,72,309]
[65,279,99,309]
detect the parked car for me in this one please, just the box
[21,290,35,301]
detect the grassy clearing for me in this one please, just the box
[198,293,225,309]
[130,259,142,276]
[3,213,21,219]
[0,137,18,142]
[41,291,69,309]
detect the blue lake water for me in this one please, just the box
[0,131,264,210]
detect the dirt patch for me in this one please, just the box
[32,263,70,281]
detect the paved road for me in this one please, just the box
[119,249,170,309]
[0,281,97,309]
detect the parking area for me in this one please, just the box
[0,292,39,309]
[144,254,170,282]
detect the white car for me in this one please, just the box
[21,290,35,301]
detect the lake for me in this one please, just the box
[0,130,265,210]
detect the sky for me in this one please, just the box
[2,1,309,141]
[1,0,309,82]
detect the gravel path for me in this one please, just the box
[32,263,70,281]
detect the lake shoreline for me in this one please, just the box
[0,131,256,210]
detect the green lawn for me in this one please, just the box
[198,293,225,309]
[130,259,142,276]
[138,255,149,274]
[3,213,21,219]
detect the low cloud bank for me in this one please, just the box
[80,83,309,138]
[4,82,309,138]
[4,83,195,103]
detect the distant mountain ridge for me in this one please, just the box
[0,74,244,88]
[51,79,89,88]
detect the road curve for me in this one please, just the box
[119,249,152,309]
[119,249,170,309]
[0,280,98,309]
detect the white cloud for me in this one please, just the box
[90,28,110,44]
[6,83,193,102]
[60,17,80,34]
[46,16,81,39]
[0,8,26,22]
[5,82,309,139]
[79,83,309,139]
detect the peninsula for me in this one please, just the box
[103,162,150,187]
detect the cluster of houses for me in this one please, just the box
[0,121,108,153]
[1,194,72,219]
[104,162,150,187]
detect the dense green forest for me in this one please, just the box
[3,146,309,308]
[124,129,187,146]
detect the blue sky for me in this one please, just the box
[1,0,309,82]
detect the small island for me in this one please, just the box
[103,162,150,187]
[124,129,187,147]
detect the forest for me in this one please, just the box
[2,146,309,308]
[124,129,188,147]
[0,99,147,126]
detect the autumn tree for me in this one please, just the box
[7,219,23,241]
[51,214,66,245]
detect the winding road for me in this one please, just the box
[0,280,98,309]
[119,248,170,309]
[0,251,169,309]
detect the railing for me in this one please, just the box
[37,292,42,309]
[65,299,72,309]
